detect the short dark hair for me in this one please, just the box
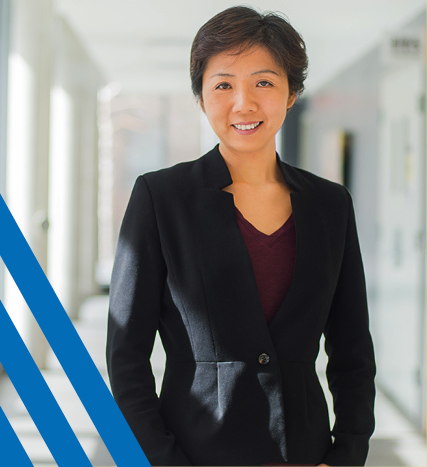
[190,6,309,102]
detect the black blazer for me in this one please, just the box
[106,145,376,466]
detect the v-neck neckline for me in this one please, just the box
[234,206,294,247]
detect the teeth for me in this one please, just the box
[234,122,261,130]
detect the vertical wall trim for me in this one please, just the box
[0,0,10,305]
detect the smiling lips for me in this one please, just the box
[232,121,262,130]
[232,121,263,134]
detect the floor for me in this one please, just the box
[0,295,425,466]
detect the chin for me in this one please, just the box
[227,138,273,154]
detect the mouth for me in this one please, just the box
[232,121,263,131]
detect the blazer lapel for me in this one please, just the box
[195,145,332,359]
[268,162,339,359]
[268,191,324,332]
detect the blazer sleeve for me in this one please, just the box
[321,188,376,466]
[106,176,192,466]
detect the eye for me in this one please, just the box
[215,82,231,90]
[257,80,273,87]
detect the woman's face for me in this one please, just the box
[200,45,295,156]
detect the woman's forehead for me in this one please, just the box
[204,45,283,76]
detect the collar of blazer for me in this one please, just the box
[199,143,306,193]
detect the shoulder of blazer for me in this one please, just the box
[140,154,205,203]
[283,162,351,211]
[276,157,348,199]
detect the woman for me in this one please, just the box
[107,6,376,467]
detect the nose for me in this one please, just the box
[232,87,257,114]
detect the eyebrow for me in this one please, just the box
[209,69,280,79]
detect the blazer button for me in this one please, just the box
[258,353,270,365]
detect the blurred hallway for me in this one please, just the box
[0,294,425,466]
[0,0,426,464]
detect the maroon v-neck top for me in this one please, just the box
[235,207,296,325]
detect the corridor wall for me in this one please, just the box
[300,10,426,432]
[3,0,104,367]
[3,0,55,367]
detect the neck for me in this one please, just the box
[218,141,281,187]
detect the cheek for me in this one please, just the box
[266,98,288,122]
[205,98,228,121]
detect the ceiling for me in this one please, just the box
[54,0,426,96]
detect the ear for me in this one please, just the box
[199,95,206,113]
[287,93,296,110]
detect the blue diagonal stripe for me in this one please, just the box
[0,405,33,466]
[0,195,149,466]
[0,300,92,466]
